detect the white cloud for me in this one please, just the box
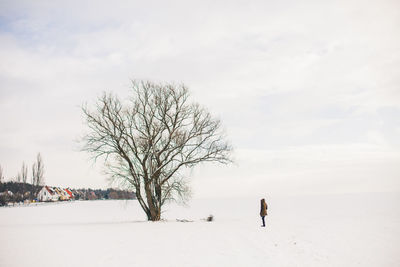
[0,0,399,195]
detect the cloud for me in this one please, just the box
[0,0,399,195]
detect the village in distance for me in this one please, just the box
[0,152,136,206]
[0,182,136,207]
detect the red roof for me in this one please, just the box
[65,189,73,197]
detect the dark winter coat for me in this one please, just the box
[260,199,268,217]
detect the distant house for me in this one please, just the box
[70,189,83,200]
[37,186,59,202]
[53,188,62,200]
[88,191,96,200]
[60,188,73,200]
[55,188,69,201]
[65,188,74,200]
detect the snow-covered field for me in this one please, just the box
[1,193,399,267]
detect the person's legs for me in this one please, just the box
[261,216,265,227]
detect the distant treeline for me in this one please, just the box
[75,188,136,201]
[0,182,41,205]
[0,182,136,206]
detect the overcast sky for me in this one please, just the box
[0,0,399,197]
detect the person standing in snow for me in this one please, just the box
[260,198,268,227]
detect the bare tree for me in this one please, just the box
[31,164,35,185]
[16,172,22,182]
[0,165,3,183]
[32,153,45,186]
[82,80,232,221]
[21,162,28,183]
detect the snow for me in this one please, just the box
[1,193,399,267]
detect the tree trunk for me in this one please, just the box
[135,189,153,221]
[145,184,161,221]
